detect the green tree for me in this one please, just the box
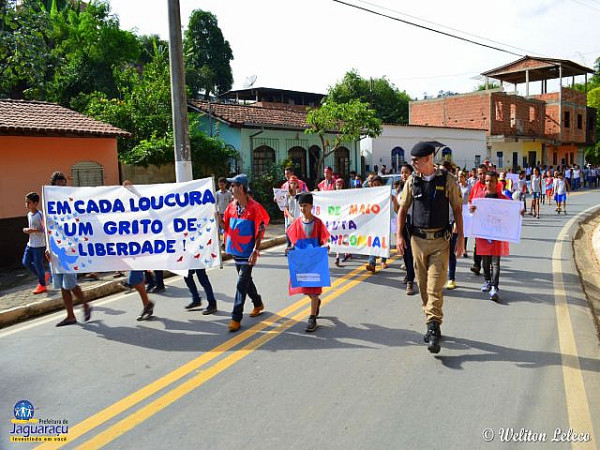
[585,86,600,164]
[84,47,236,175]
[0,0,52,99]
[327,69,411,124]
[474,81,501,91]
[305,99,382,175]
[47,1,140,108]
[183,9,233,100]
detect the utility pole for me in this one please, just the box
[167,0,192,182]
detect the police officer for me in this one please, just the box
[396,142,464,353]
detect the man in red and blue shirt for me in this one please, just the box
[220,174,270,332]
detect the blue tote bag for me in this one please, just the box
[288,246,331,288]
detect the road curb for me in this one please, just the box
[572,207,600,341]
[0,236,287,329]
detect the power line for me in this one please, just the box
[570,0,600,12]
[331,0,524,57]
[353,0,543,56]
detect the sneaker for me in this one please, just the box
[249,303,264,317]
[406,281,416,296]
[490,286,500,302]
[228,320,241,332]
[305,315,317,332]
[481,281,492,292]
[202,305,217,315]
[365,264,375,273]
[381,262,389,269]
[185,300,202,310]
[137,301,155,321]
[150,286,166,294]
[446,280,457,290]
[32,284,47,294]
[470,266,481,276]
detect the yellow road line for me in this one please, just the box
[552,205,598,449]
[75,259,389,449]
[36,255,389,450]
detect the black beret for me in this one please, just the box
[410,141,435,157]
[297,192,313,205]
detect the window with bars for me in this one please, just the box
[288,147,307,178]
[334,147,350,179]
[71,161,104,187]
[253,146,276,177]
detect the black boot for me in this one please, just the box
[424,321,441,354]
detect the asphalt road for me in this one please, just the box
[1,190,599,450]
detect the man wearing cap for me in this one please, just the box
[318,167,335,191]
[396,142,464,354]
[218,174,270,332]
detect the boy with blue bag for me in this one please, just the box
[286,192,330,332]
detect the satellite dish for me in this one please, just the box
[243,75,257,89]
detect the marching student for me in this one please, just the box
[46,171,92,326]
[286,192,330,332]
[283,176,301,249]
[552,171,570,214]
[529,167,542,218]
[333,177,351,266]
[398,164,416,295]
[365,176,396,272]
[469,172,518,302]
[22,192,49,294]
[216,177,233,247]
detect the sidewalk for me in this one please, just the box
[0,222,286,328]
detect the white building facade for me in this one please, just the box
[361,124,488,173]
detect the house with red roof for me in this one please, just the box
[188,89,361,185]
[0,99,129,266]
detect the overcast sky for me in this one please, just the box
[108,0,600,99]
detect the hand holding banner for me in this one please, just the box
[43,178,222,273]
[469,197,522,243]
[313,186,391,258]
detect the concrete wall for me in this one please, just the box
[0,135,119,266]
[120,163,176,185]
[0,136,119,220]
[361,125,488,171]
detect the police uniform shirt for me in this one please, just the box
[399,169,463,217]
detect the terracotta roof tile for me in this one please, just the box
[188,100,310,130]
[0,99,131,138]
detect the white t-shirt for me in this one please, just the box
[27,210,46,248]
[215,190,233,214]
[553,178,567,195]
[573,169,581,179]
[530,175,541,193]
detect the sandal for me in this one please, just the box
[56,318,77,327]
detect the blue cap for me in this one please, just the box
[226,173,249,189]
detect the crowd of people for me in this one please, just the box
[19,151,599,351]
